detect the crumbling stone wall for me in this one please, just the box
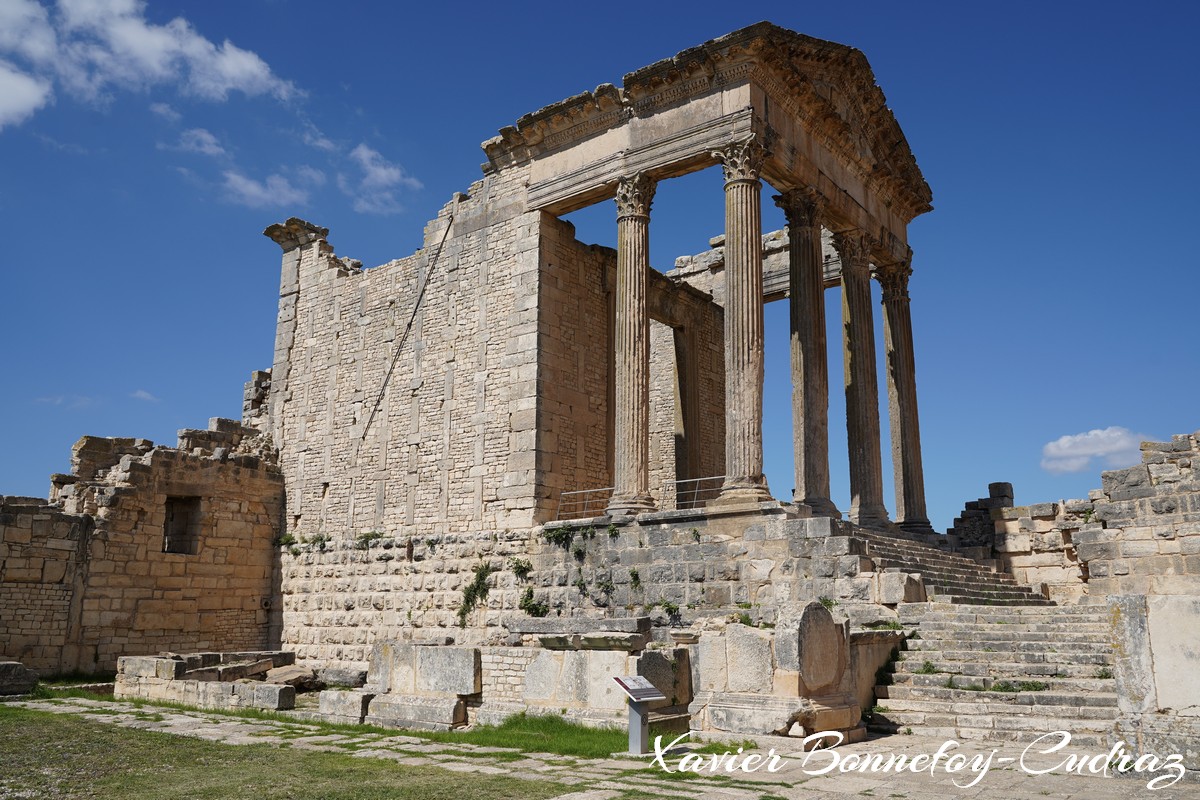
[979,432,1200,602]
[0,420,283,674]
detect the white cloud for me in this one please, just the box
[0,0,297,131]
[222,170,308,208]
[0,0,57,66]
[163,127,224,156]
[294,164,326,187]
[339,143,421,215]
[301,121,335,152]
[130,388,159,402]
[36,393,95,409]
[0,59,53,130]
[149,100,179,121]
[1040,426,1151,475]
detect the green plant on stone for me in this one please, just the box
[736,612,753,626]
[273,532,297,547]
[571,542,586,561]
[819,596,838,610]
[915,661,938,675]
[596,576,615,595]
[691,528,701,542]
[354,530,385,550]
[518,586,549,617]
[457,561,495,627]
[573,574,588,594]
[543,526,573,548]
[1095,667,1114,679]
[658,600,680,618]
[629,568,641,590]
[582,525,596,540]
[607,523,619,538]
[508,557,533,581]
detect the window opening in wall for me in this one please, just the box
[163,496,202,554]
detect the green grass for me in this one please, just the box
[0,706,566,800]
[414,712,627,758]
[915,660,939,675]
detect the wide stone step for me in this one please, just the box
[902,602,1104,618]
[887,672,1114,693]
[878,684,1118,708]
[898,649,1110,666]
[915,620,1109,634]
[891,659,1109,679]
[930,595,1055,606]
[865,713,1112,747]
[910,629,1107,643]
[908,639,1109,654]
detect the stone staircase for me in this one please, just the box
[854,529,1053,605]
[868,603,1118,746]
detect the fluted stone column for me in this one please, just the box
[607,173,656,515]
[834,230,889,527]
[775,188,838,517]
[713,137,771,503]
[878,254,932,532]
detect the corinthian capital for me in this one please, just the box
[832,229,872,274]
[876,257,913,302]
[712,135,767,184]
[615,172,657,219]
[773,186,823,229]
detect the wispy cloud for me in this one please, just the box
[36,394,95,410]
[338,143,421,215]
[300,120,336,152]
[149,101,180,122]
[221,169,309,208]
[1040,426,1151,475]
[0,58,52,130]
[0,0,298,132]
[130,389,159,402]
[160,127,224,156]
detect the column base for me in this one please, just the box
[713,480,772,506]
[849,504,890,530]
[796,493,842,519]
[898,517,935,535]
[606,493,656,517]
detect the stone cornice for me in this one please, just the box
[481,22,932,221]
[263,218,328,252]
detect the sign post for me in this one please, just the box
[613,675,667,755]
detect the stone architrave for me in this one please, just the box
[834,230,889,527]
[712,136,771,504]
[608,173,657,515]
[877,253,932,533]
[775,188,837,517]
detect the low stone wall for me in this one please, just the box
[114,651,297,710]
[991,501,1088,604]
[1109,595,1200,769]
[0,419,284,674]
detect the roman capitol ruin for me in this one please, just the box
[2,22,1197,764]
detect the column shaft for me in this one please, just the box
[714,137,771,503]
[880,258,931,532]
[835,230,889,527]
[775,188,838,517]
[607,174,656,515]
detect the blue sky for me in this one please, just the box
[1,1,1197,530]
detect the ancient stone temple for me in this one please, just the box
[2,22,1197,764]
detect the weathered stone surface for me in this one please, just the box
[725,624,773,693]
[266,665,324,692]
[794,602,846,696]
[318,689,374,724]
[365,693,464,731]
[317,667,366,688]
[414,646,480,696]
[0,661,37,695]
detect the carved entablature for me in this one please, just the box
[482,22,932,229]
[263,217,329,253]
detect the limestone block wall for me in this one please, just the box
[1083,434,1200,596]
[0,422,283,674]
[536,217,614,506]
[0,498,89,671]
[276,513,890,672]
[266,167,546,542]
[991,501,1088,604]
[986,432,1200,601]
